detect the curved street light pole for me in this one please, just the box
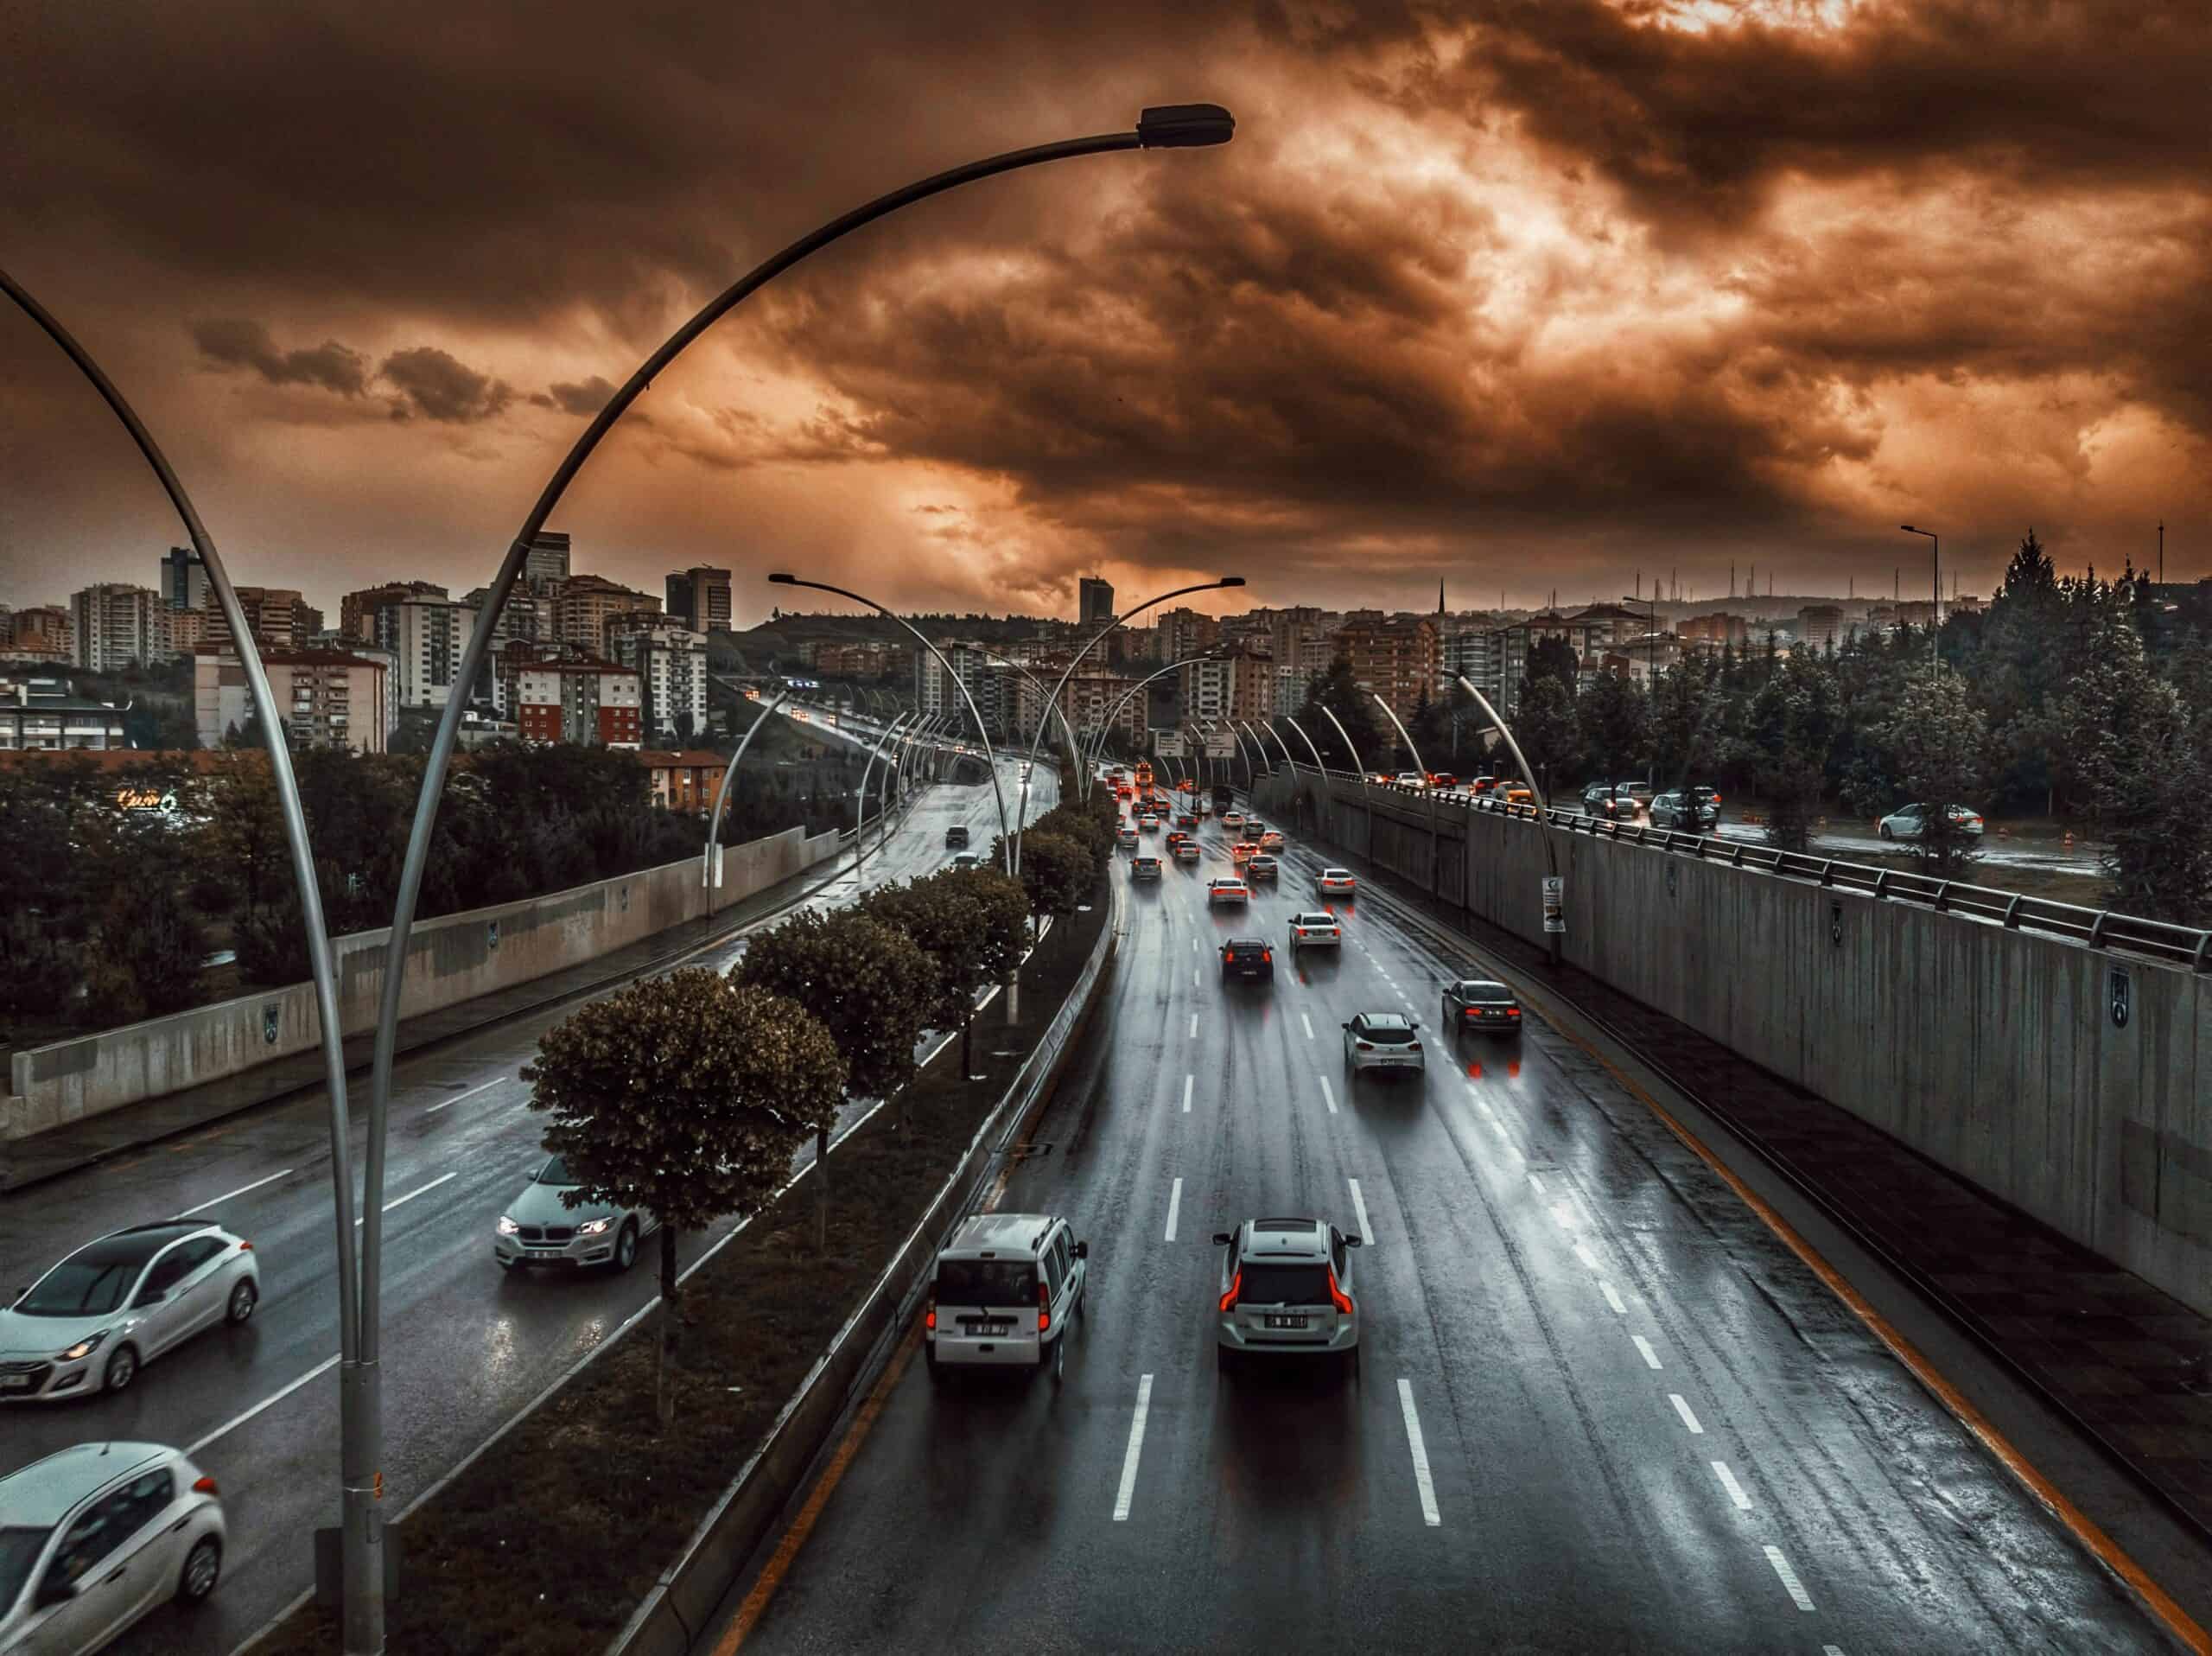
[1082,649,1226,774]
[1015,576,1244,871]
[848,710,914,888]
[0,267,387,1647]
[1455,674,1563,964]
[354,111,1230,1648]
[702,690,792,889]
[1274,716,1333,835]
[1314,702,1374,859]
[982,651,1084,827]
[1235,718,1276,777]
[769,576,1015,875]
[1370,691,1440,895]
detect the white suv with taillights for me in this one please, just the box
[925,1213,1087,1383]
[1212,1218,1362,1375]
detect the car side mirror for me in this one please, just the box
[1211,1232,1233,1247]
[134,1289,166,1307]
[1071,1240,1089,1259]
[1344,1234,1363,1247]
[1340,1020,1352,1030]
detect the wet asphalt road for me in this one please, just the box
[0,748,1052,1656]
[722,797,2172,1656]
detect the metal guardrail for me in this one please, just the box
[1275,763,2211,971]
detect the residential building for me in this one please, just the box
[348,642,401,742]
[160,607,210,658]
[1896,600,1938,628]
[195,648,390,753]
[5,606,73,664]
[1561,603,1650,662]
[515,659,643,748]
[1180,648,1274,724]
[0,678,127,751]
[1154,607,1219,663]
[1077,576,1115,626]
[553,573,658,655]
[813,639,913,678]
[390,597,477,709]
[1466,611,1572,715]
[200,585,315,653]
[1797,604,1845,649]
[665,565,733,634]
[1333,615,1440,719]
[613,624,709,742]
[915,640,1014,738]
[1679,613,1749,650]
[161,545,209,611]
[341,580,448,644]
[70,583,164,671]
[524,531,572,590]
[637,748,730,813]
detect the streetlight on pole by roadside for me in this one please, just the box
[1081,648,1233,774]
[848,710,915,888]
[1901,525,1940,674]
[1370,691,1440,894]
[1622,592,1662,790]
[702,691,792,889]
[1455,674,1564,964]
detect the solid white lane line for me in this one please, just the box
[1348,1177,1372,1241]
[1632,1334,1663,1369]
[1182,1074,1193,1114]
[175,1168,294,1217]
[1396,1379,1441,1526]
[1669,1393,1704,1434]
[1301,1013,1315,1041]
[1193,965,1200,987]
[1712,1461,1753,1510]
[1573,1243,1599,1271]
[189,1353,341,1453]
[1764,1545,1816,1611]
[1823,1647,1847,1656]
[1526,1173,1546,1198]
[1600,1281,1627,1315]
[425,1077,508,1114]
[354,1170,458,1225]
[1319,1076,1338,1116]
[1189,1013,1198,1038]
[1113,1375,1154,1521]
[1165,1179,1183,1242]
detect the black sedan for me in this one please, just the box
[1219,938,1274,984]
[1440,978,1522,1037]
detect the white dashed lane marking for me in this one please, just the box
[1600,1281,1627,1315]
[1669,1393,1703,1433]
[1631,1335,1663,1370]
[1164,1178,1182,1242]
[1112,1376,1154,1522]
[1182,1074,1193,1114]
[1347,1177,1372,1240]
[1764,1545,1815,1612]
[1712,1461,1753,1510]
[1396,1379,1441,1527]
[1319,1076,1338,1116]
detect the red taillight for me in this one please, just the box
[925,1294,936,1332]
[193,1474,219,1495]
[1507,1008,1521,1018]
[1038,1280,1051,1334]
[1262,949,1272,963]
[1220,1272,1241,1313]
[1408,1042,1421,1053]
[1712,793,1723,804]
[238,1240,253,1251]
[1327,1270,1353,1315]
[1224,950,1236,963]
[1356,1041,1375,1050]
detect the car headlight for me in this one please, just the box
[496,1215,519,1237]
[57,1332,108,1362]
[576,1216,613,1237]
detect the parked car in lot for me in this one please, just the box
[1649,789,1719,831]
[925,1213,1086,1383]
[1287,911,1342,953]
[1441,978,1523,1038]
[1342,1011,1424,1078]
[1207,876,1250,908]
[1246,853,1278,883]
[2,1221,261,1403]
[0,1443,227,1650]
[1316,868,1357,897]
[1878,802,1986,840]
[1131,855,1163,882]
[1219,938,1274,984]
[497,1156,655,1272]
[1212,1218,1362,1376]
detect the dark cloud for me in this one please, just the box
[531,374,618,417]
[190,317,370,396]
[378,346,513,424]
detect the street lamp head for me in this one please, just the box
[1217,576,1246,588]
[1138,104,1236,149]
[767,572,797,584]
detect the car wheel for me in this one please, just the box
[1345,1345,1361,1383]
[226,1278,257,1326]
[614,1220,639,1272]
[1052,1334,1066,1385]
[1878,822,1892,840]
[103,1342,139,1394]
[177,1536,222,1603]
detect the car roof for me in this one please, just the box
[1292,910,1336,922]
[1357,1012,1414,1029]
[1238,1218,1327,1258]
[1320,867,1352,876]
[1224,936,1268,948]
[1453,978,1513,997]
[0,1443,173,1523]
[64,1221,213,1271]
[942,1213,1058,1258]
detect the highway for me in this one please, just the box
[718,783,2172,1655]
[0,746,1053,1656]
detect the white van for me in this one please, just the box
[924,1213,1088,1382]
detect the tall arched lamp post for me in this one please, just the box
[349,105,1230,1654]
[1081,648,1230,774]
[702,689,792,889]
[1455,674,1563,964]
[1370,691,1440,894]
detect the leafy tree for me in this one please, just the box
[1880,669,1992,877]
[861,866,1027,1077]
[523,971,844,1425]
[729,909,935,1230]
[1296,656,1387,774]
[201,753,287,926]
[99,860,209,1018]
[1574,670,1650,784]
[1746,651,1839,853]
[1014,830,1092,920]
[1514,678,1580,798]
[1527,636,1579,697]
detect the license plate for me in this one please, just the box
[1263,1315,1308,1330]
[0,1373,32,1390]
[963,1322,1011,1336]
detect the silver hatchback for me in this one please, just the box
[1213,1218,1363,1375]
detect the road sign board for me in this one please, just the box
[1541,875,1565,934]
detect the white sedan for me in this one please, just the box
[1877,803,1986,841]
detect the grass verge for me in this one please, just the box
[251,890,1109,1656]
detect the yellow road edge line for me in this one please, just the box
[1532,995,2211,1655]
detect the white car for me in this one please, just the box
[1316,868,1357,897]
[1,1221,261,1403]
[0,1443,226,1651]
[1259,830,1284,851]
[1877,802,1986,841]
[1393,772,1427,789]
[495,1155,657,1272]
[1222,812,1245,830]
[1343,1011,1425,1078]
[1207,876,1250,908]
[925,1213,1087,1381]
[1287,912,1341,953]
[1213,1218,1362,1375]
[1138,814,1160,832]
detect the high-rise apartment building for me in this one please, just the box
[340,580,448,644]
[613,624,709,742]
[525,531,572,590]
[160,545,208,611]
[553,574,658,656]
[200,586,315,654]
[70,583,163,672]
[1180,649,1274,723]
[914,640,1014,737]
[1332,616,1440,720]
[1796,605,1845,649]
[391,597,477,708]
[5,606,73,664]
[515,659,643,748]
[194,648,391,752]
[161,608,209,658]
[665,565,733,634]
[1154,607,1219,663]
[1078,576,1115,625]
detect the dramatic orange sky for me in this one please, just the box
[4,1,2207,623]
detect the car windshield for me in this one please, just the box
[16,1259,138,1317]
[1,1528,52,1615]
[1233,1263,1331,1307]
[934,1259,1036,1309]
[537,1157,575,1186]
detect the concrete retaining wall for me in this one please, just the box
[1254,770,2212,1320]
[4,825,844,1141]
